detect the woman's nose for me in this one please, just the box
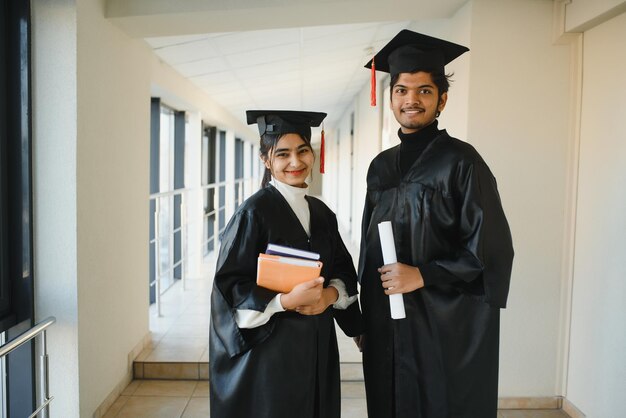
[288,154,299,166]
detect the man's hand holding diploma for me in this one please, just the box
[378,263,424,294]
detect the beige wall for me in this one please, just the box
[567,11,626,417]
[75,0,152,415]
[32,0,258,415]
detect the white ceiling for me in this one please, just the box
[107,0,468,128]
[145,21,412,126]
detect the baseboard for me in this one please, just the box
[92,332,152,418]
[498,396,561,409]
[498,396,586,417]
[562,398,586,418]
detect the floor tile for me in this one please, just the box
[341,381,366,399]
[191,380,209,398]
[181,397,210,418]
[133,380,197,397]
[198,363,209,379]
[156,337,208,350]
[143,363,199,380]
[101,395,130,418]
[340,362,364,381]
[182,304,211,315]
[336,324,362,363]
[115,396,188,418]
[145,346,205,362]
[121,380,141,396]
[171,314,210,326]
[134,363,144,379]
[500,410,570,418]
[199,348,208,362]
[341,397,368,417]
[134,347,153,362]
[164,323,209,338]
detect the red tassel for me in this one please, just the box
[370,57,376,106]
[320,126,325,174]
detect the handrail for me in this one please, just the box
[148,177,254,200]
[149,175,260,316]
[0,317,56,358]
[0,316,56,418]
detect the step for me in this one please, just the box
[133,360,363,381]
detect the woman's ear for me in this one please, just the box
[261,155,271,170]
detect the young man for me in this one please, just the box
[357,30,514,418]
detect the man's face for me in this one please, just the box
[390,71,447,134]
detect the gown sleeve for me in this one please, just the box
[211,209,279,357]
[419,160,514,308]
[234,294,285,328]
[327,211,364,337]
[357,189,374,284]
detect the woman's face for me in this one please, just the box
[265,133,314,188]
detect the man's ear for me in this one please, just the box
[438,92,448,113]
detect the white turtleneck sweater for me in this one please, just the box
[235,178,357,329]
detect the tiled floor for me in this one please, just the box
[105,235,571,417]
[103,378,570,418]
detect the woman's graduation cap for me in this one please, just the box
[246,110,328,173]
[365,29,469,106]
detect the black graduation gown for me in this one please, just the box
[358,131,514,418]
[209,185,363,418]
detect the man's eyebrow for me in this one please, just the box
[394,83,435,89]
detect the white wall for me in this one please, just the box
[32,1,80,416]
[408,0,472,141]
[565,0,626,31]
[468,0,572,396]
[567,11,626,417]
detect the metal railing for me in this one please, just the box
[0,317,56,418]
[149,177,259,316]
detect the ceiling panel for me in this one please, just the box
[212,28,301,55]
[145,20,415,128]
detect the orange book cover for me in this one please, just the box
[256,253,323,293]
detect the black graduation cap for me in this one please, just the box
[365,29,469,105]
[246,110,326,139]
[246,110,328,173]
[365,29,469,77]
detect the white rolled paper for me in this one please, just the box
[377,221,406,319]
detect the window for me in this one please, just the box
[1,0,36,415]
[149,100,186,302]
[158,106,175,291]
[234,137,244,209]
[217,130,227,235]
[202,125,217,253]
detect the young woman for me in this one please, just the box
[209,110,363,418]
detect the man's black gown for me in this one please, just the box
[210,185,363,418]
[359,129,514,418]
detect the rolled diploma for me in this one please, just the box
[377,221,406,319]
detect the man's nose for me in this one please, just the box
[406,90,420,104]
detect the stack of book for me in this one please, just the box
[256,244,323,293]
